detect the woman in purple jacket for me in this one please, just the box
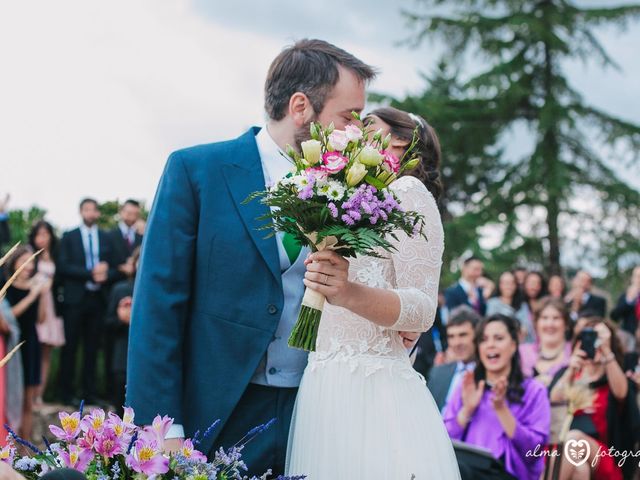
[444,314,551,480]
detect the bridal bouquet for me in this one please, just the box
[245,114,426,351]
[1,405,303,480]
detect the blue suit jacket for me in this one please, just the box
[444,282,486,316]
[127,128,284,454]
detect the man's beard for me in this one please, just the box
[293,115,317,152]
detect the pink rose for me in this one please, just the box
[322,152,349,174]
[382,151,401,173]
[328,130,349,151]
[345,124,363,141]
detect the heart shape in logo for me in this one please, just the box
[564,439,590,467]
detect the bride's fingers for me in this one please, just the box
[309,250,348,266]
[304,271,336,285]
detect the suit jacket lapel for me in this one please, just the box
[222,128,281,285]
[74,228,87,266]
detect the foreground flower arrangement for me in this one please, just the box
[1,404,304,480]
[245,114,426,351]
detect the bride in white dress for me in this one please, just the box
[286,107,461,479]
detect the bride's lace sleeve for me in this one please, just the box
[387,176,444,332]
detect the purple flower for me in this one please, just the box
[297,186,314,200]
[347,209,361,221]
[49,412,82,443]
[341,214,355,226]
[327,203,338,218]
[59,445,93,472]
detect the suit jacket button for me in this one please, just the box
[267,304,278,315]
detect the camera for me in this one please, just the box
[579,327,598,359]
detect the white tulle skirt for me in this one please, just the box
[286,354,461,479]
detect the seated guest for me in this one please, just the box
[520,271,547,344]
[444,314,551,480]
[548,274,566,300]
[428,306,481,412]
[445,256,486,316]
[519,297,572,387]
[565,270,607,321]
[549,316,640,480]
[610,265,640,335]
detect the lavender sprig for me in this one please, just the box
[4,424,43,455]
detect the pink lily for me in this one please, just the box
[59,445,93,472]
[49,411,82,442]
[94,427,125,459]
[0,444,16,464]
[80,408,106,433]
[179,439,207,463]
[126,436,169,476]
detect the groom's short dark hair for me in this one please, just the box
[264,39,376,121]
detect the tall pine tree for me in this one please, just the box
[402,0,640,278]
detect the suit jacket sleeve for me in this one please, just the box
[126,151,198,425]
[611,293,634,322]
[56,232,92,281]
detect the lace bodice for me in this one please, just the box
[311,175,445,367]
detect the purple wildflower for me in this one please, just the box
[327,203,338,218]
[347,209,361,221]
[297,186,314,200]
[341,214,355,226]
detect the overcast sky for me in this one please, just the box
[1,0,638,229]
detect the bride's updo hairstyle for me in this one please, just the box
[367,107,443,203]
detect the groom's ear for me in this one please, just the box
[288,92,314,126]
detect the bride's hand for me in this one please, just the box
[303,251,352,307]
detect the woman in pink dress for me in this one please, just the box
[29,221,65,404]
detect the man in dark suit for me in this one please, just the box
[127,39,376,475]
[444,256,487,316]
[104,199,143,395]
[611,265,640,335]
[106,199,143,281]
[56,198,118,404]
[428,306,481,413]
[565,270,607,321]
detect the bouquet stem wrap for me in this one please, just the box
[288,234,339,351]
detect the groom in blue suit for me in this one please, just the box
[127,39,376,475]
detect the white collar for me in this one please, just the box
[255,126,294,186]
[458,278,475,293]
[456,361,475,372]
[119,221,133,235]
[79,223,98,235]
